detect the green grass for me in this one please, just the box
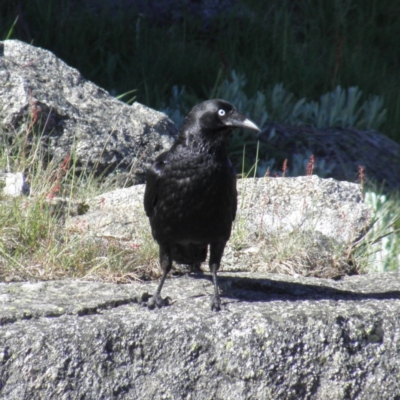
[353,190,400,272]
[1,0,400,142]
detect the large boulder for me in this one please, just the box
[0,272,399,399]
[67,175,372,278]
[0,40,177,185]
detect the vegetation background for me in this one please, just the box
[1,0,400,142]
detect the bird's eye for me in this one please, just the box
[218,109,226,116]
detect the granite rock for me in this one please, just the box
[0,272,399,399]
[0,40,177,185]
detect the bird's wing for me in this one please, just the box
[144,152,169,217]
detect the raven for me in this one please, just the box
[144,99,260,311]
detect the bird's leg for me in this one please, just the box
[209,241,226,311]
[147,244,172,309]
[210,263,220,311]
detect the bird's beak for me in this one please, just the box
[235,117,261,132]
[225,111,261,132]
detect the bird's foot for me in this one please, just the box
[146,293,171,310]
[210,294,221,311]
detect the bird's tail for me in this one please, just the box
[171,243,207,265]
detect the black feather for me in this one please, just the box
[143,99,260,310]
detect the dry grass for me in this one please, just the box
[0,119,161,283]
[0,190,159,283]
[228,211,357,280]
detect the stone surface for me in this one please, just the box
[67,184,148,241]
[0,172,30,197]
[0,40,177,184]
[0,271,399,399]
[236,175,370,244]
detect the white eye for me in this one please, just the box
[218,109,226,116]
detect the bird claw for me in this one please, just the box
[147,294,171,310]
[210,295,221,311]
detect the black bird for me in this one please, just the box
[144,99,260,311]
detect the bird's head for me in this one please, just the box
[190,99,260,132]
[178,99,260,148]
